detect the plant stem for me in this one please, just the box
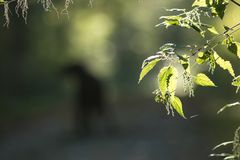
[231,0,240,7]
[191,21,240,56]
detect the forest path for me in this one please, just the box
[0,98,219,160]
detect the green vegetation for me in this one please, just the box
[139,0,240,159]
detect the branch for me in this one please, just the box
[191,21,240,56]
[231,0,240,7]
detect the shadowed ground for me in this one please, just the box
[0,97,234,160]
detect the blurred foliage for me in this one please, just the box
[0,0,239,127]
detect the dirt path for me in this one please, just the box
[0,99,220,160]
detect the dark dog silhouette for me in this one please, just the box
[63,64,106,136]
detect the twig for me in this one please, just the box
[231,0,240,7]
[191,21,240,56]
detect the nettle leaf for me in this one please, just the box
[223,36,240,59]
[168,67,178,95]
[171,96,186,118]
[228,42,240,59]
[208,51,216,74]
[196,51,209,64]
[196,49,213,64]
[192,0,229,18]
[196,50,216,74]
[158,66,178,96]
[192,0,208,7]
[212,0,229,19]
[232,76,240,87]
[157,8,209,37]
[214,52,235,77]
[158,67,169,96]
[194,73,216,87]
[158,16,182,28]
[139,58,161,83]
[232,76,240,93]
[207,26,219,34]
[159,43,176,53]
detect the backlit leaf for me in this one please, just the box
[168,66,178,95]
[158,67,169,96]
[212,0,229,19]
[214,52,235,77]
[139,58,161,83]
[207,26,219,34]
[192,0,208,7]
[194,73,216,87]
[158,66,178,96]
[157,16,182,28]
[228,42,240,59]
[232,76,240,87]
[232,76,240,93]
[196,51,211,64]
[171,96,186,118]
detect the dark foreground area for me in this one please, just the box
[0,97,236,160]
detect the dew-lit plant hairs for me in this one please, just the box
[0,0,77,27]
[139,1,240,158]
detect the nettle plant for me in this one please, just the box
[139,0,240,159]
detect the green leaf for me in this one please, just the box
[158,66,178,96]
[212,0,229,19]
[196,50,216,74]
[171,96,186,118]
[192,0,208,7]
[196,57,205,64]
[232,76,240,87]
[214,52,235,77]
[168,67,178,95]
[158,67,169,96]
[139,58,161,83]
[0,0,4,3]
[207,26,219,34]
[232,76,240,93]
[161,20,180,28]
[217,102,240,114]
[222,36,240,58]
[158,16,182,28]
[228,42,240,59]
[194,73,216,87]
[196,51,211,64]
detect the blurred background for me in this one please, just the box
[0,0,239,159]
